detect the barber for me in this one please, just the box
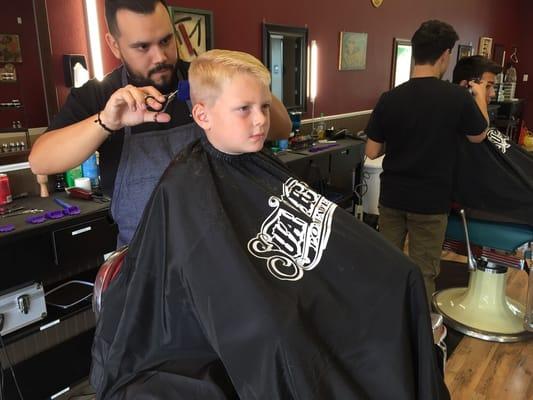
[29,0,291,247]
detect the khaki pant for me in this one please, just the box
[378,205,448,307]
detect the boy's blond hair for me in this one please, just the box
[189,49,271,106]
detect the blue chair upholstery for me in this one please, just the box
[446,214,533,253]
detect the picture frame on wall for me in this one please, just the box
[0,34,22,63]
[457,44,473,62]
[478,36,493,58]
[169,7,214,62]
[338,32,367,71]
[391,38,412,88]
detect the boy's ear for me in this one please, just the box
[105,33,121,60]
[192,103,210,131]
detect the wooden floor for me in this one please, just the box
[443,260,533,400]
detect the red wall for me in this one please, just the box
[45,0,90,109]
[169,0,523,117]
[49,0,525,119]
[0,1,48,129]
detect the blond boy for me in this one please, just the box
[189,49,272,155]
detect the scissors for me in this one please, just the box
[144,89,179,113]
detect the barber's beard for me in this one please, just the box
[123,60,177,93]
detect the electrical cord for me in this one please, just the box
[353,154,369,219]
[0,314,24,400]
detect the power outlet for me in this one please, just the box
[523,74,529,82]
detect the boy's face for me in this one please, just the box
[194,73,272,154]
[480,71,497,104]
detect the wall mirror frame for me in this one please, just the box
[391,38,412,88]
[262,23,308,112]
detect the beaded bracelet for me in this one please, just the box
[94,111,120,135]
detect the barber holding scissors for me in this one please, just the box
[29,0,291,246]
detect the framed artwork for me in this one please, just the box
[478,36,493,58]
[0,34,22,63]
[492,44,505,67]
[457,44,473,62]
[0,63,16,82]
[169,7,214,62]
[391,38,412,88]
[338,32,367,71]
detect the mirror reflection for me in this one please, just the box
[262,23,308,112]
[1,0,52,165]
[391,38,412,88]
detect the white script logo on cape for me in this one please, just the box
[487,127,511,154]
[247,178,337,281]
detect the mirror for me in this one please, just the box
[391,38,412,88]
[262,23,308,112]
[0,0,55,165]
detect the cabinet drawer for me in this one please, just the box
[52,217,117,266]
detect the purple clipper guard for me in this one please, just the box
[45,210,65,220]
[63,205,81,216]
[0,224,15,233]
[26,215,46,224]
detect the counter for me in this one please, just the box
[0,193,116,399]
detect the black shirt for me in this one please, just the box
[47,61,194,196]
[365,77,487,214]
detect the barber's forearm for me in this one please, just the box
[267,95,291,140]
[29,114,109,175]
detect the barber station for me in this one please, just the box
[1,1,532,399]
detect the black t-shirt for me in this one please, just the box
[365,77,487,214]
[47,61,194,196]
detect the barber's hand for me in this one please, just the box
[99,85,171,131]
[468,79,488,99]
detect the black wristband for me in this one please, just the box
[94,111,120,135]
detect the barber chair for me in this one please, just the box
[433,209,533,342]
[93,246,128,318]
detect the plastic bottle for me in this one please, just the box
[81,152,100,190]
[313,113,326,141]
[65,165,83,188]
[54,173,66,192]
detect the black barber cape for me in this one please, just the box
[454,128,533,225]
[91,137,449,399]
